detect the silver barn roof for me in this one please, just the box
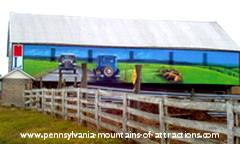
[9,13,239,51]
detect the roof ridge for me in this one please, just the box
[10,12,217,24]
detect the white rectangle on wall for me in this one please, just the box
[12,56,23,70]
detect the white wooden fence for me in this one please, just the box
[23,88,240,144]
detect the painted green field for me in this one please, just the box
[24,59,95,78]
[118,63,239,85]
[24,59,58,78]
[24,59,240,85]
[0,106,123,144]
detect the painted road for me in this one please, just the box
[42,68,94,82]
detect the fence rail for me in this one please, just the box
[23,88,240,144]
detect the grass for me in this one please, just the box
[23,59,58,78]
[118,63,240,85]
[23,59,96,78]
[23,59,240,85]
[204,66,240,78]
[0,106,123,144]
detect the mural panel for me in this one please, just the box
[23,44,240,85]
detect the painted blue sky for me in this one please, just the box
[24,44,240,67]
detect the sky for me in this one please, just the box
[0,0,240,76]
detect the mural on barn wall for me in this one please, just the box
[21,44,240,85]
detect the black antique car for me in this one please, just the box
[58,53,77,74]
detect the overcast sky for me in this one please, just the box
[0,0,240,76]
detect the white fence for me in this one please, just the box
[23,88,240,144]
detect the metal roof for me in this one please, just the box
[9,13,239,51]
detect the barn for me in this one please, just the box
[7,13,240,88]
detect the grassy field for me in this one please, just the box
[24,59,58,78]
[0,106,123,144]
[23,59,95,78]
[24,59,240,85]
[118,63,240,85]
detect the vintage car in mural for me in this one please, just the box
[58,53,77,74]
[93,55,120,80]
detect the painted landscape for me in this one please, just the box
[24,59,240,85]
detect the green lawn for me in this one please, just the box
[0,106,123,144]
[23,59,240,85]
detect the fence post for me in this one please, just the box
[95,90,100,130]
[58,71,63,88]
[74,77,78,88]
[77,88,80,124]
[164,98,169,144]
[29,90,33,109]
[43,89,47,114]
[81,63,88,88]
[79,89,83,124]
[40,89,44,112]
[61,89,65,119]
[133,65,142,94]
[51,89,55,116]
[62,79,66,88]
[42,89,44,113]
[98,90,102,126]
[80,63,88,126]
[34,91,38,109]
[133,65,142,126]
[227,100,234,144]
[64,88,67,120]
[159,98,166,144]
[36,91,40,111]
[80,90,87,126]
[39,77,43,88]
[234,101,239,144]
[122,93,128,136]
